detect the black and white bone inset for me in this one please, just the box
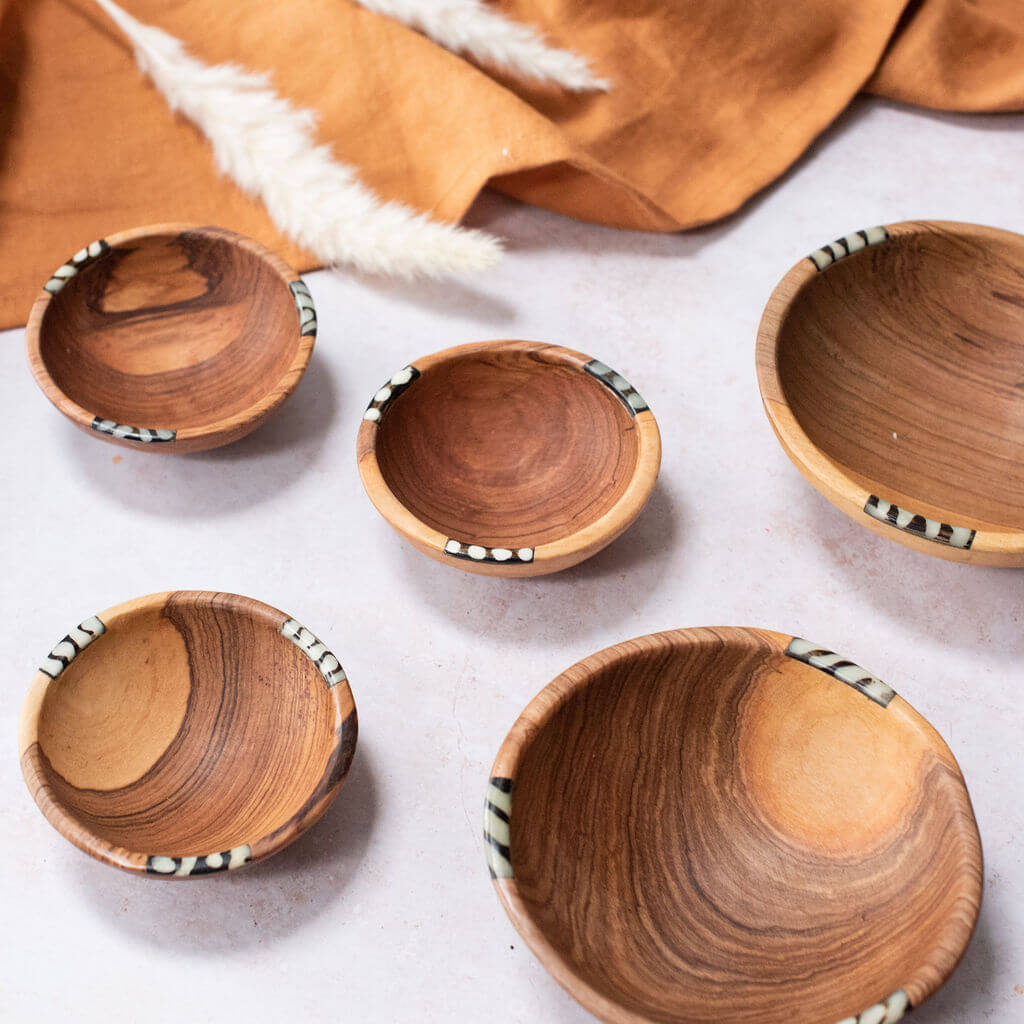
[864,495,975,550]
[484,777,513,879]
[289,279,317,337]
[785,637,896,708]
[444,539,534,565]
[40,615,106,680]
[806,226,889,271]
[281,618,347,687]
[91,418,176,444]
[363,365,420,422]
[44,239,111,295]
[583,359,649,416]
[147,844,251,877]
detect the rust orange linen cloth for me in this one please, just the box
[1,0,1022,328]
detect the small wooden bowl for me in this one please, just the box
[487,628,981,1024]
[757,220,1024,565]
[26,225,317,454]
[19,591,357,877]
[356,340,661,577]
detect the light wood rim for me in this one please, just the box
[356,340,662,577]
[756,219,1024,566]
[488,627,983,1024]
[25,224,315,452]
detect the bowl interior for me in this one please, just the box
[374,345,640,548]
[37,229,300,430]
[776,225,1024,529]
[506,630,978,1023]
[30,593,340,857]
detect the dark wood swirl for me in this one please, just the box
[19,591,357,875]
[26,225,312,453]
[491,628,982,1024]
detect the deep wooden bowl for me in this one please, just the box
[19,591,357,877]
[487,628,982,1024]
[26,224,317,454]
[356,340,661,577]
[757,220,1024,565]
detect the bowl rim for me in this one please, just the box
[18,590,357,878]
[356,339,662,577]
[756,218,1024,565]
[25,223,316,451]
[487,626,983,1024]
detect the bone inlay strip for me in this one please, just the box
[289,279,317,337]
[864,495,975,549]
[583,359,649,416]
[363,365,420,422]
[43,238,110,294]
[281,618,347,687]
[40,615,106,679]
[91,418,176,443]
[444,540,534,565]
[786,638,896,708]
[147,844,251,877]
[807,226,889,271]
[484,777,513,879]
[836,988,909,1024]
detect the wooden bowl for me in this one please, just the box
[356,340,661,577]
[487,627,982,1024]
[26,225,317,454]
[757,220,1024,565]
[19,591,357,877]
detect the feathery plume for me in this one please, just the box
[353,0,610,92]
[89,0,503,279]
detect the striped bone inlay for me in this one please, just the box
[44,239,110,294]
[484,777,513,879]
[786,638,896,708]
[807,226,889,271]
[836,988,909,1024]
[289,279,317,337]
[281,618,347,687]
[444,540,534,565]
[147,844,251,877]
[864,495,975,550]
[584,359,649,416]
[363,365,420,422]
[91,418,176,444]
[40,616,106,680]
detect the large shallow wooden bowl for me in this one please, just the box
[356,340,661,577]
[757,220,1024,565]
[487,627,982,1024]
[26,224,317,454]
[19,592,356,877]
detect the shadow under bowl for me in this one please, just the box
[26,224,317,454]
[19,591,357,877]
[356,340,661,577]
[758,220,1024,565]
[487,627,982,1024]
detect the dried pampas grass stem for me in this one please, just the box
[88,0,502,280]
[354,0,609,92]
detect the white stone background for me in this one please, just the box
[1,95,1022,1023]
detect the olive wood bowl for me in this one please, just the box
[26,224,317,454]
[356,340,661,577]
[487,627,982,1024]
[19,591,356,877]
[758,220,1024,565]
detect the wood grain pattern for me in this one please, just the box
[757,220,1024,565]
[25,225,315,454]
[357,340,661,577]
[19,592,357,877]
[489,628,982,1024]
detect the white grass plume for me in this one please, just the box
[90,0,502,279]
[354,0,609,92]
